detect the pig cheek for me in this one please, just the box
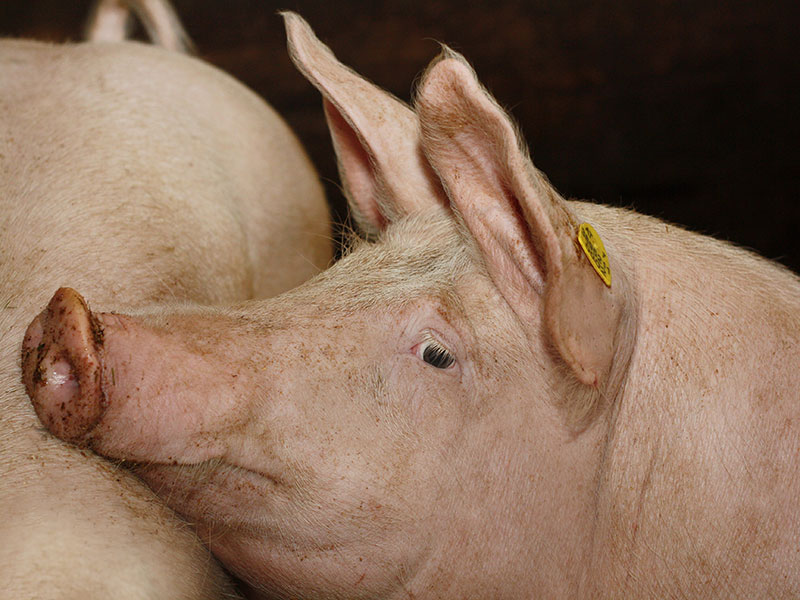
[181,474,380,596]
[357,367,466,516]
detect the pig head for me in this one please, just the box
[22,12,800,599]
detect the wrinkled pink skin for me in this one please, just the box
[23,13,800,600]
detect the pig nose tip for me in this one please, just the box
[27,351,90,440]
[21,287,106,443]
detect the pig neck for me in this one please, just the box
[583,204,800,597]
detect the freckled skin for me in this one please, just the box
[24,201,800,599]
[21,12,800,600]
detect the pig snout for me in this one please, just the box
[22,287,106,443]
[22,287,262,469]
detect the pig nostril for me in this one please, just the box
[41,354,78,389]
[28,344,103,443]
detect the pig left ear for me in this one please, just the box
[416,53,631,398]
[283,12,447,237]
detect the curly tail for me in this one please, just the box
[84,0,195,53]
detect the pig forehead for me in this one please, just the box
[307,211,477,310]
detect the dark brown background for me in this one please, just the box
[4,1,798,271]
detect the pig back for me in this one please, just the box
[0,38,331,599]
[0,38,330,310]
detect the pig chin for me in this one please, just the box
[134,462,285,588]
[135,461,367,595]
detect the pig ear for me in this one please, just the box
[283,12,446,236]
[416,52,630,396]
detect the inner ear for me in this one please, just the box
[284,12,447,236]
[416,52,570,296]
[323,99,387,233]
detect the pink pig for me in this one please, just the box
[22,12,800,599]
[3,2,329,597]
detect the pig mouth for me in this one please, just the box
[130,458,285,532]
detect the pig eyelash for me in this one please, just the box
[418,334,456,370]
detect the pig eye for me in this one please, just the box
[420,337,456,370]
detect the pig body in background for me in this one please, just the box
[2,2,330,598]
[22,12,800,600]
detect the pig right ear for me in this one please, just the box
[416,54,634,419]
[283,12,446,236]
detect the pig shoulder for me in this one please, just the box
[581,201,800,597]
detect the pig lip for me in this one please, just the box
[21,287,107,444]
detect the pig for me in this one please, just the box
[21,11,800,599]
[2,2,330,598]
[84,0,193,52]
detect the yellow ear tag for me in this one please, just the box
[578,223,612,287]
